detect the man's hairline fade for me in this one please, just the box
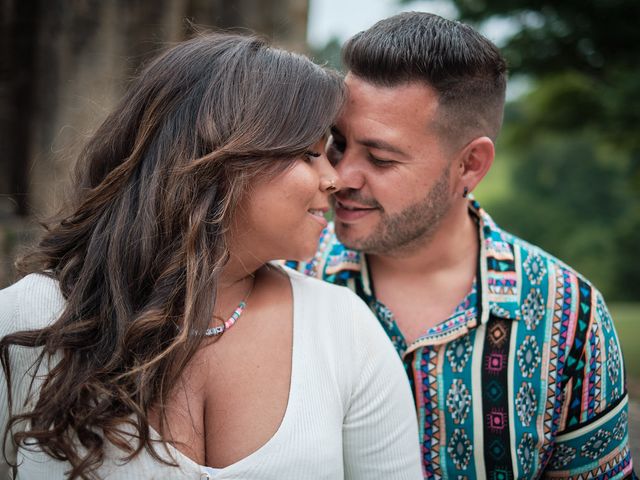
[341,12,507,149]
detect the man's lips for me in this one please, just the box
[334,198,379,222]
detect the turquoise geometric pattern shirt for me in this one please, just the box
[287,199,635,479]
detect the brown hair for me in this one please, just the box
[1,32,344,479]
[343,12,507,144]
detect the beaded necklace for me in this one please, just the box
[205,277,254,337]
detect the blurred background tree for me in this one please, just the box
[0,0,308,286]
[446,0,640,301]
[2,0,638,299]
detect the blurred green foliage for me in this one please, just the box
[448,0,638,76]
[453,0,640,300]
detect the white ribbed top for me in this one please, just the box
[0,269,422,479]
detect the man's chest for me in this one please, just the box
[366,267,479,347]
[381,300,454,347]
[358,277,558,478]
[405,318,556,478]
[371,267,477,347]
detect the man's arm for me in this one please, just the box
[544,289,634,478]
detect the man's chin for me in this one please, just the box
[335,222,376,252]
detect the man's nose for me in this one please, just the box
[334,150,366,190]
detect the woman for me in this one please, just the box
[0,33,421,479]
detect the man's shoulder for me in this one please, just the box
[483,210,599,296]
[480,207,608,338]
[485,214,629,436]
[510,228,598,292]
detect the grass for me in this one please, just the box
[611,303,640,397]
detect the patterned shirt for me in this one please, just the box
[288,199,635,479]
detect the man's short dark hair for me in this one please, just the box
[342,12,508,144]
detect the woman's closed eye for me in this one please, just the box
[304,150,321,163]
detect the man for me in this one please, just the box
[290,12,634,478]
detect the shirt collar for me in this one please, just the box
[470,199,522,322]
[326,197,522,323]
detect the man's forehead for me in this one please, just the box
[336,75,439,140]
[343,75,438,120]
[345,73,438,101]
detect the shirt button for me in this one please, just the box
[200,474,211,479]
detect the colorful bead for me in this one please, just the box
[205,300,248,337]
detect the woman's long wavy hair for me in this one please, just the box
[0,32,344,479]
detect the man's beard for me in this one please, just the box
[335,163,452,255]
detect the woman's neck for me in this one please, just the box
[215,259,262,319]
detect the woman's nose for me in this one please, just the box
[316,152,343,193]
[320,177,339,193]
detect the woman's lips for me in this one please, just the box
[308,208,329,227]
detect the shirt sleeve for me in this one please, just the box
[0,276,64,479]
[544,288,635,478]
[342,297,423,480]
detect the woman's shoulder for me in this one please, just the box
[282,264,383,339]
[0,273,65,335]
[282,264,347,292]
[283,265,367,309]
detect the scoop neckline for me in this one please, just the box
[152,266,301,475]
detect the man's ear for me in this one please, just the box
[457,136,494,195]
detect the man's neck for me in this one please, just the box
[364,202,480,343]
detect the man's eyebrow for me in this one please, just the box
[359,139,407,157]
[330,126,408,157]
